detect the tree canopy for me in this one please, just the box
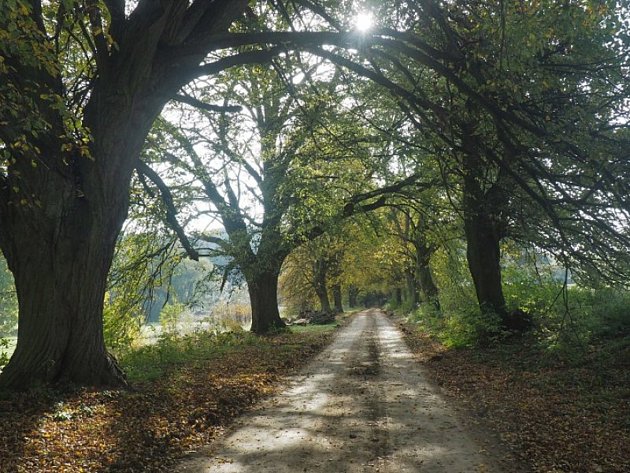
[0,0,628,389]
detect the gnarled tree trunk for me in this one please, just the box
[0,192,127,388]
[0,1,249,388]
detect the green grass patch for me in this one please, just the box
[120,331,262,383]
[289,322,339,334]
[120,325,341,384]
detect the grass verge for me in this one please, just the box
[0,323,339,473]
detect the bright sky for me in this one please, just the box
[355,11,374,32]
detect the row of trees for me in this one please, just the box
[0,0,628,389]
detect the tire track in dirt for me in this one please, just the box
[175,309,502,472]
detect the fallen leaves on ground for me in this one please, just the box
[0,330,335,473]
[398,318,630,473]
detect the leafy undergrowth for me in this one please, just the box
[399,320,630,473]
[0,326,337,473]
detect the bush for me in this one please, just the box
[411,302,505,348]
[103,292,142,353]
[121,330,258,382]
[0,338,10,368]
[159,302,187,337]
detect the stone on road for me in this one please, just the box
[176,309,500,472]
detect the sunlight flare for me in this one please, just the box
[355,11,374,32]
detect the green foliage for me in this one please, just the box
[289,322,339,334]
[0,257,17,337]
[159,302,187,337]
[582,289,630,339]
[0,338,10,368]
[121,330,259,383]
[387,293,415,315]
[538,287,630,353]
[414,242,630,351]
[104,230,192,350]
[103,292,142,353]
[410,303,504,348]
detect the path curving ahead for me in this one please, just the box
[176,309,501,472]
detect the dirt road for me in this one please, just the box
[176,309,502,472]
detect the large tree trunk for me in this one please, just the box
[461,123,508,320]
[417,264,440,310]
[246,268,286,334]
[332,284,343,313]
[414,239,440,310]
[464,215,506,316]
[0,2,249,389]
[0,147,132,389]
[0,214,126,388]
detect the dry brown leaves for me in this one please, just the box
[0,331,334,473]
[398,318,630,473]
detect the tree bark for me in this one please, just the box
[417,264,440,310]
[464,215,506,316]
[0,146,132,388]
[332,284,343,313]
[313,259,332,313]
[414,241,440,310]
[461,123,508,320]
[246,268,286,334]
[404,270,419,307]
[348,285,358,308]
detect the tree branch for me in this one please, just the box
[172,93,242,113]
[136,160,199,261]
[194,46,286,77]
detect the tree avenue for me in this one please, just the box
[0,0,413,387]
[0,0,628,390]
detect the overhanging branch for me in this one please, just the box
[136,160,200,261]
[172,93,242,113]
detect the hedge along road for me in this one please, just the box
[176,309,504,472]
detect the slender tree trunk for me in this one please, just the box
[313,259,331,313]
[394,288,402,306]
[247,268,286,334]
[332,284,343,313]
[404,270,419,307]
[348,285,358,308]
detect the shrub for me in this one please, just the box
[103,292,142,353]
